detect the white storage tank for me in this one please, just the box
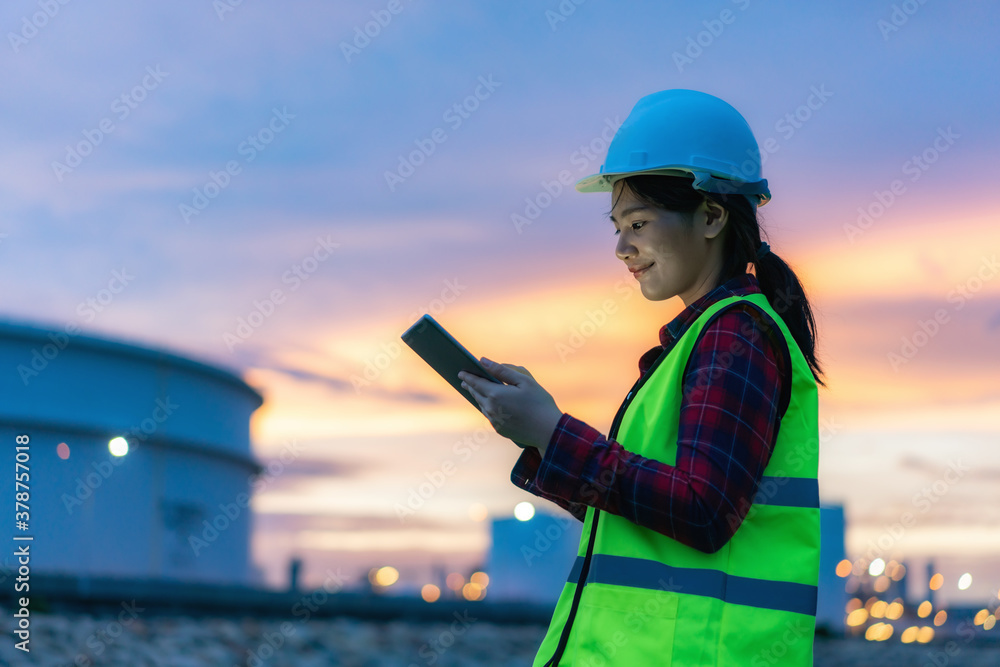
[0,318,263,584]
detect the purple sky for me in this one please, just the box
[2,1,999,606]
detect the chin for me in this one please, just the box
[640,284,673,302]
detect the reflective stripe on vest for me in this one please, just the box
[567,553,818,617]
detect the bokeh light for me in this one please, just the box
[957,573,972,590]
[446,572,465,591]
[56,442,70,459]
[929,573,944,590]
[514,502,535,521]
[108,436,129,457]
[373,566,398,587]
[421,584,440,602]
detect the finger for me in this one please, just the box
[481,358,524,385]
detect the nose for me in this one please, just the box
[615,232,635,262]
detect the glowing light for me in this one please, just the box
[874,576,890,593]
[869,558,886,576]
[846,609,869,627]
[917,601,932,618]
[446,573,465,591]
[470,571,489,587]
[468,503,488,522]
[852,559,868,577]
[57,442,70,460]
[984,616,996,631]
[864,622,893,641]
[974,609,989,625]
[462,582,484,601]
[885,602,904,620]
[514,502,535,521]
[421,584,440,602]
[835,559,853,577]
[957,573,972,590]
[108,437,129,457]
[916,627,935,644]
[845,598,863,613]
[374,566,398,586]
[929,573,943,590]
[890,563,906,581]
[870,601,888,618]
[900,626,918,644]
[933,610,947,626]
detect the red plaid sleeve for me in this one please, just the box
[510,304,789,553]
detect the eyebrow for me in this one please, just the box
[609,205,651,224]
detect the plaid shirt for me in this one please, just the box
[510,273,792,553]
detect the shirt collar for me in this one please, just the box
[659,273,762,347]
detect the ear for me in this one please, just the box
[700,198,729,240]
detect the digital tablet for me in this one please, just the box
[401,314,501,409]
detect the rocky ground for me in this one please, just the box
[2,609,999,666]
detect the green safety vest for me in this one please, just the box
[533,292,820,666]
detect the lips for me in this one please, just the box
[629,263,653,274]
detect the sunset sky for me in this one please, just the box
[2,1,998,606]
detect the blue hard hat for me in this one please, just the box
[576,89,771,206]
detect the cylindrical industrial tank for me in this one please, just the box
[0,318,263,584]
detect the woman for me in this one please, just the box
[459,89,825,666]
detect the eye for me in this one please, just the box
[614,221,645,236]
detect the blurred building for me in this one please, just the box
[487,512,583,604]
[818,503,848,634]
[0,319,263,584]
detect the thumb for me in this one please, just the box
[481,357,523,385]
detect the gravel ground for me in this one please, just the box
[2,609,999,666]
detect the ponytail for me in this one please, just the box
[613,175,827,388]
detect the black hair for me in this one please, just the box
[611,174,826,388]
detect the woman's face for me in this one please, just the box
[611,181,728,307]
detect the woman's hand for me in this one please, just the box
[458,358,563,457]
